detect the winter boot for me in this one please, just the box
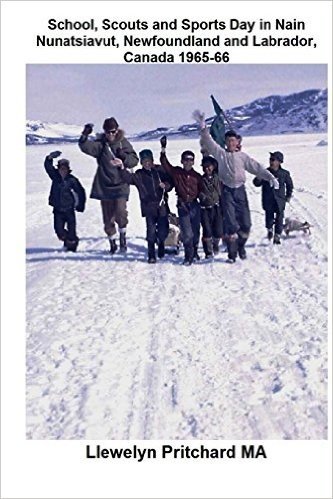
[119,232,127,253]
[147,243,156,264]
[65,238,78,253]
[226,238,238,263]
[203,239,213,259]
[273,233,281,245]
[267,229,273,241]
[157,242,165,259]
[59,229,68,242]
[212,238,220,255]
[237,236,247,260]
[183,245,194,266]
[109,239,117,254]
[193,245,200,261]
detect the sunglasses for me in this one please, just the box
[106,129,117,135]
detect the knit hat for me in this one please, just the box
[103,117,119,131]
[57,158,70,168]
[139,149,154,162]
[270,151,284,163]
[181,150,195,161]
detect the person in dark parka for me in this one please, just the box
[253,151,294,244]
[119,149,173,263]
[78,117,139,254]
[44,151,86,252]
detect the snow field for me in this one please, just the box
[26,134,328,439]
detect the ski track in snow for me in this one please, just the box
[26,135,328,440]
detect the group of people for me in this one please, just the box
[44,113,294,265]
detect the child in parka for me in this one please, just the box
[119,149,173,263]
[199,156,223,258]
[253,151,293,244]
[44,151,86,252]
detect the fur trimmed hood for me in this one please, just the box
[96,129,125,143]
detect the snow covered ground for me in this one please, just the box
[26,133,328,440]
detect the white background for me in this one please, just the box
[1,1,332,498]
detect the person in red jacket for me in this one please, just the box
[160,136,203,265]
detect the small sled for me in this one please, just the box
[165,213,182,255]
[283,217,312,236]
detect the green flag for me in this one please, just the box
[209,95,228,148]
[211,94,223,116]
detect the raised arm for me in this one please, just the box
[44,151,62,180]
[192,109,226,159]
[78,135,103,159]
[159,136,177,179]
[78,123,103,158]
[160,151,177,180]
[200,127,225,159]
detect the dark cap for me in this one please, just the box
[103,117,119,131]
[201,155,218,170]
[181,150,195,161]
[270,151,284,163]
[225,129,238,139]
[139,149,154,162]
[57,158,70,168]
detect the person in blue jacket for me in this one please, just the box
[253,151,294,244]
[44,151,86,252]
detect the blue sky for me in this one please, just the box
[26,64,327,133]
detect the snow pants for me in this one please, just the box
[101,198,128,237]
[146,214,169,244]
[201,204,224,239]
[221,185,251,237]
[178,200,201,259]
[53,208,78,243]
[265,202,284,235]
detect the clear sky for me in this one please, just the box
[26,64,327,134]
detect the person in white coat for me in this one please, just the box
[193,110,279,262]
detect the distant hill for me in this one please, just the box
[26,88,327,145]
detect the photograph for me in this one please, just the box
[26,63,328,440]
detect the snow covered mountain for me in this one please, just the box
[26,121,83,145]
[228,88,328,136]
[133,88,328,140]
[26,88,327,145]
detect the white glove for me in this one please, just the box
[192,109,206,128]
[270,178,279,190]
